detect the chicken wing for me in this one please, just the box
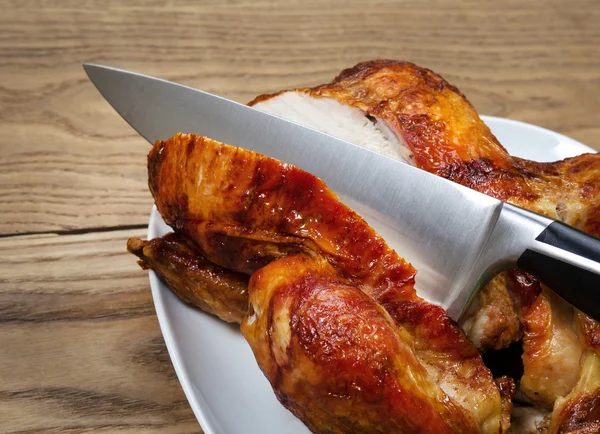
[127,233,248,323]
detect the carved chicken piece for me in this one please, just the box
[460,273,523,351]
[148,133,507,433]
[549,351,600,434]
[544,315,600,433]
[519,288,582,408]
[249,59,596,218]
[127,233,248,323]
[242,253,479,434]
[148,133,418,297]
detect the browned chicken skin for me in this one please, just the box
[130,60,600,433]
[147,133,506,433]
[243,254,479,434]
[127,233,248,323]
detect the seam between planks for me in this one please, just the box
[0,224,148,239]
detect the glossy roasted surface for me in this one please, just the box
[148,133,506,433]
[127,233,248,324]
[242,254,478,434]
[138,59,600,433]
[148,134,417,297]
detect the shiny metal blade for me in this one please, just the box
[84,63,504,318]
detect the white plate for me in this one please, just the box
[147,116,595,434]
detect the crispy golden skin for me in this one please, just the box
[513,155,600,235]
[148,134,417,297]
[147,133,506,433]
[242,254,479,434]
[127,233,248,324]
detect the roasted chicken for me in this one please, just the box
[129,60,600,433]
[146,133,507,433]
[248,60,600,432]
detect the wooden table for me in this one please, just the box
[1,0,598,432]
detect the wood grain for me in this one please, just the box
[0,229,199,433]
[0,0,599,432]
[1,0,599,234]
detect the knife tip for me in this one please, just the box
[82,63,101,73]
[82,63,99,80]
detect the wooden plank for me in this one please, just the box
[3,2,599,432]
[0,229,200,433]
[1,0,599,234]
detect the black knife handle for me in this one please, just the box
[534,221,600,262]
[517,221,600,320]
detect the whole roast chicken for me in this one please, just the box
[128,60,600,433]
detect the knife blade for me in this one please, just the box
[83,63,600,321]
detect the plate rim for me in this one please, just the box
[146,116,596,434]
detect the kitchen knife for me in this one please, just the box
[83,63,600,321]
